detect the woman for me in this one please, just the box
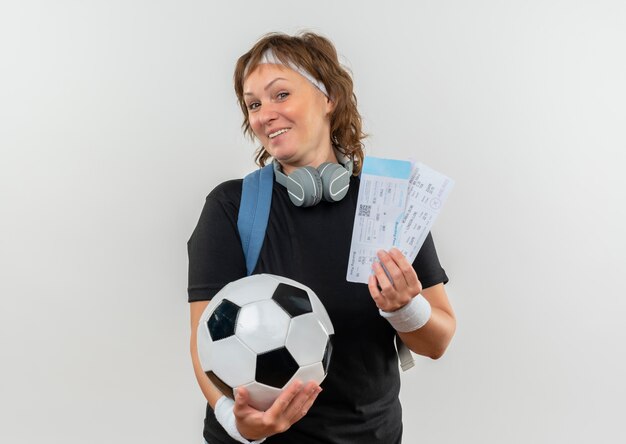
[188,32,456,444]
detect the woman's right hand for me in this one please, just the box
[233,380,322,440]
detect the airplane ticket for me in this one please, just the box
[346,157,454,284]
[396,162,455,263]
[346,157,412,283]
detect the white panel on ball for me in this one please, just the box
[210,336,257,387]
[239,382,282,412]
[285,313,330,366]
[236,299,290,353]
[220,274,280,306]
[288,362,325,387]
[196,321,215,370]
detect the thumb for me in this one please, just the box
[233,387,250,413]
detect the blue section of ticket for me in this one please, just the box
[362,157,412,179]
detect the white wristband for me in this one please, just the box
[379,294,432,332]
[214,396,266,444]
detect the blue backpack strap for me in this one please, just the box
[237,164,274,276]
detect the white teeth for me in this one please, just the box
[269,128,289,139]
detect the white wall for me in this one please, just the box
[1,1,625,442]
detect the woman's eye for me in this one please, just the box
[277,91,289,100]
[247,102,260,111]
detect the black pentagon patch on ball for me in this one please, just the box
[322,335,334,374]
[256,347,299,388]
[271,283,312,318]
[207,299,240,341]
[206,370,234,400]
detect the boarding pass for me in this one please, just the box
[346,156,454,284]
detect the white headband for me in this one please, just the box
[245,49,329,98]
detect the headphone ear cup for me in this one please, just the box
[284,166,323,207]
[318,162,351,202]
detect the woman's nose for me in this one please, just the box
[259,104,278,126]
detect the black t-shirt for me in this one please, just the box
[188,175,448,444]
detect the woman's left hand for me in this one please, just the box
[368,248,422,312]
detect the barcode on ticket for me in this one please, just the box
[358,204,371,217]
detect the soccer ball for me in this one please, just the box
[197,274,334,411]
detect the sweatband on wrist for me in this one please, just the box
[214,396,266,444]
[379,294,432,332]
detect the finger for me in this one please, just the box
[289,381,322,424]
[371,261,398,312]
[284,381,319,425]
[368,274,385,307]
[233,387,252,416]
[265,380,303,421]
[371,257,394,294]
[377,250,407,290]
[389,248,421,291]
[235,387,248,407]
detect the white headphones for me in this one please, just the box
[273,156,354,207]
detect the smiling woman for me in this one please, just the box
[187,31,456,444]
[233,33,366,175]
[242,63,335,174]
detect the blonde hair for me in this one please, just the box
[234,32,366,175]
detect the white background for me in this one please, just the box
[1,1,625,443]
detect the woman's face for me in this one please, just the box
[243,63,335,173]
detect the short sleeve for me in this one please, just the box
[187,180,248,302]
[412,232,449,289]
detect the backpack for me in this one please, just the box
[237,165,415,371]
